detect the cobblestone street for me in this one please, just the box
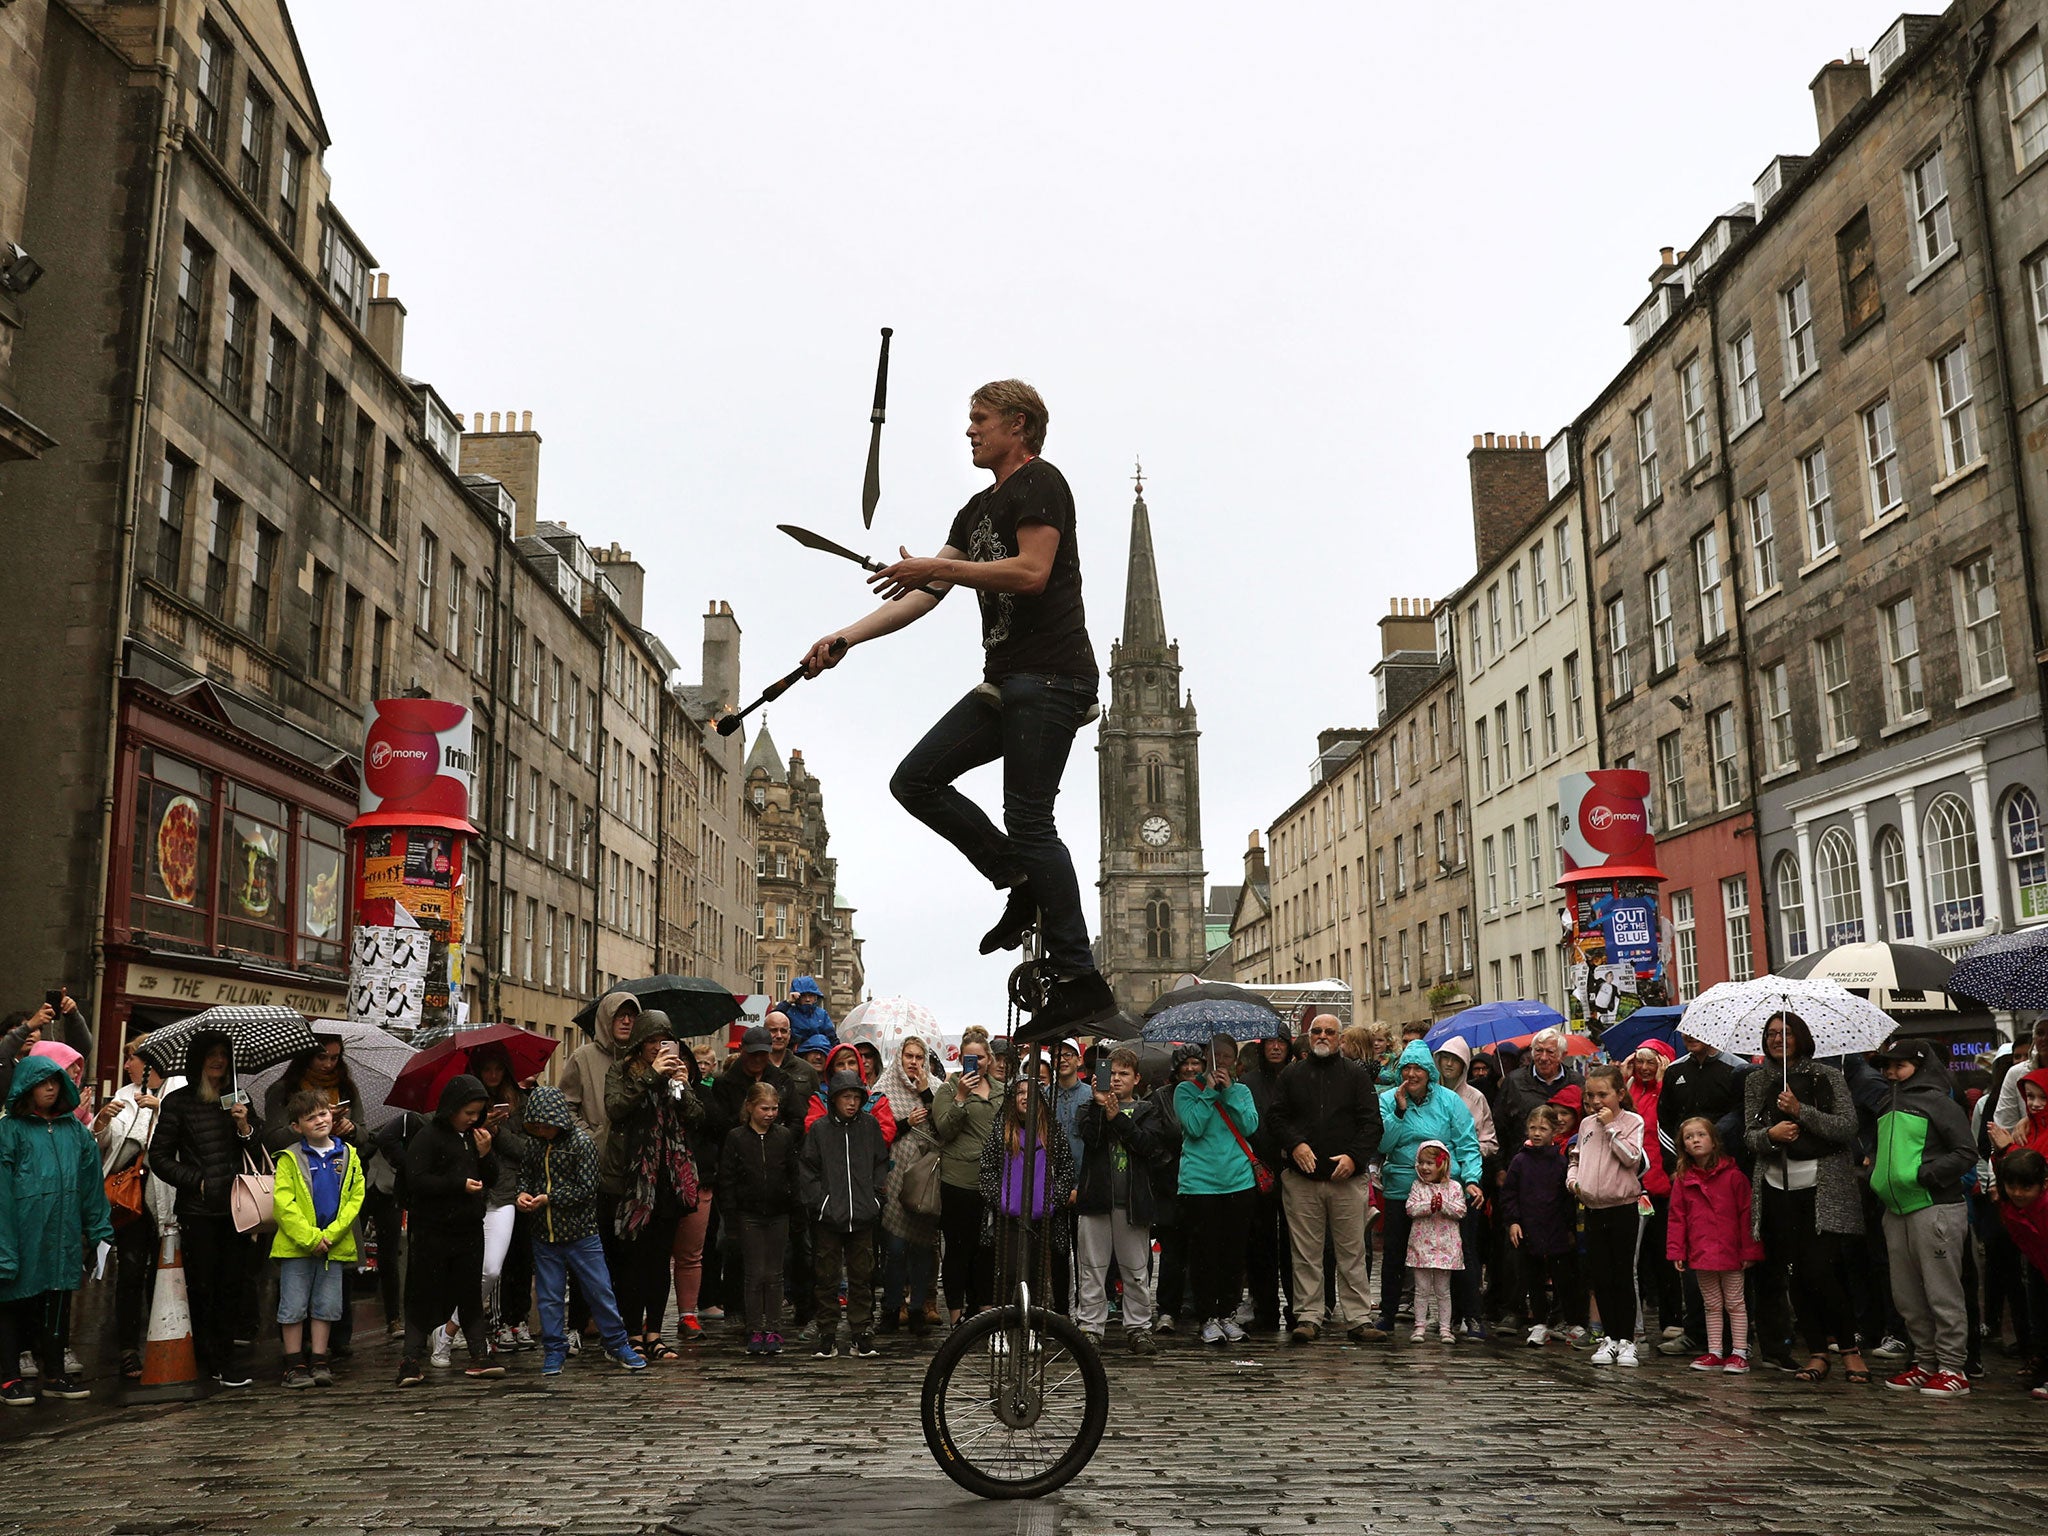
[2,1296,2036,1536]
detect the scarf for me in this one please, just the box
[874,1041,929,1125]
[617,1071,697,1238]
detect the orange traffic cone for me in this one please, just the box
[122,1219,214,1403]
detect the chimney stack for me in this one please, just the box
[1811,56,1871,141]
[458,411,543,536]
[1467,431,1551,570]
[1244,829,1268,890]
[702,600,743,714]
[366,273,405,372]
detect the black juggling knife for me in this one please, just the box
[777,523,944,599]
[862,327,892,529]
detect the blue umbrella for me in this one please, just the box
[1423,1000,1565,1053]
[1599,1005,1684,1063]
[1949,927,2048,1011]
[1141,997,1283,1044]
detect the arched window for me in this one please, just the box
[1145,756,1166,804]
[1145,895,1173,959]
[1923,793,1984,935]
[1874,827,1913,940]
[1814,827,1865,947]
[1774,851,1809,960]
[2006,788,2048,922]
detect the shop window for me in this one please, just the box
[219,783,288,959]
[2007,787,2048,923]
[129,748,214,945]
[299,812,344,967]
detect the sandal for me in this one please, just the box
[1792,1357,1832,1383]
[646,1340,681,1362]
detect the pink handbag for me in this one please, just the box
[230,1145,276,1235]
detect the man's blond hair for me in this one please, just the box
[971,380,1049,454]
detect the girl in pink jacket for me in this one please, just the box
[1566,1064,1646,1366]
[1666,1116,1765,1374]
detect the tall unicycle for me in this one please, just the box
[920,949,1109,1500]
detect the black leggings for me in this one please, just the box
[1581,1204,1642,1341]
[0,1292,70,1379]
[114,1214,157,1354]
[1760,1183,1858,1357]
[1182,1189,1253,1323]
[939,1182,991,1314]
[601,1195,681,1337]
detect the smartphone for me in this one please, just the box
[960,1054,982,1079]
[1094,1056,1113,1093]
[44,988,62,1010]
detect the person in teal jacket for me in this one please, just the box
[1376,1041,1482,1331]
[1175,1048,1261,1345]
[0,1054,114,1404]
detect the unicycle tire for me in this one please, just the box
[920,1304,1108,1500]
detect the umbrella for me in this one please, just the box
[1423,1000,1565,1053]
[243,1018,416,1133]
[570,975,744,1038]
[1678,975,1896,1059]
[1142,981,1273,1019]
[386,1023,558,1113]
[139,1006,319,1078]
[1141,996,1283,1044]
[1780,940,1957,1011]
[839,996,941,1063]
[1598,1005,1685,1063]
[1949,927,2048,1011]
[1475,1031,1598,1059]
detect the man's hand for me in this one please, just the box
[868,549,948,602]
[473,1127,493,1156]
[1292,1144,1319,1176]
[1331,1154,1357,1181]
[1509,1223,1524,1247]
[803,634,851,678]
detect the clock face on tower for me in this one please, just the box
[1139,815,1172,848]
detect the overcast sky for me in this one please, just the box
[297,0,1896,1023]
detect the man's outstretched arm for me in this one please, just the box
[803,524,1057,674]
[801,544,960,674]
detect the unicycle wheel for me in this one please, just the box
[920,1304,1108,1500]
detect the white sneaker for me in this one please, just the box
[1220,1318,1246,1344]
[1200,1319,1225,1345]
[17,1352,37,1379]
[429,1327,453,1368]
[1525,1324,1549,1348]
[1616,1342,1640,1368]
[565,1329,583,1356]
[1661,1324,1686,1339]
[1566,1326,1590,1347]
[1590,1338,1618,1366]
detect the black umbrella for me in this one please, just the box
[1141,981,1272,1019]
[571,975,743,1038]
[1780,940,1957,1011]
[139,1005,319,1077]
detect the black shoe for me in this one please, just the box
[980,882,1037,955]
[1015,971,1119,1043]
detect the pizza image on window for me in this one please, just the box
[156,794,201,905]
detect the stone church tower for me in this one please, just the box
[1097,467,1207,1014]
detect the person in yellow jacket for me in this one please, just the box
[270,1090,366,1388]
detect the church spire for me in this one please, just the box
[1120,457,1168,656]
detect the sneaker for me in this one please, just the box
[678,1314,704,1340]
[1566,1326,1590,1348]
[491,1324,519,1353]
[1885,1366,1932,1391]
[1347,1322,1391,1343]
[1661,1324,1686,1339]
[429,1329,453,1369]
[212,1370,252,1389]
[1657,1334,1701,1356]
[0,1379,34,1407]
[2029,1382,2048,1400]
[795,1320,820,1344]
[1616,1342,1639,1368]
[1869,1335,1910,1362]
[814,1334,837,1358]
[850,1335,880,1358]
[1462,1319,1490,1343]
[17,1353,35,1379]
[746,1332,766,1356]
[980,881,1037,955]
[1526,1324,1550,1348]
[513,1324,538,1351]
[1722,1353,1751,1375]
[1220,1318,1246,1344]
[1590,1339,1618,1366]
[1127,1329,1156,1356]
[1439,1330,1457,1344]
[62,1349,83,1376]
[1079,1328,1105,1348]
[541,1351,566,1376]
[1409,1326,1427,1343]
[309,1356,334,1387]
[765,1333,785,1356]
[1019,970,1120,1040]
[463,1360,507,1379]
[700,1306,726,1321]
[283,1362,313,1390]
[395,1359,425,1388]
[607,1346,648,1372]
[565,1329,583,1356]
[120,1351,142,1381]
[1919,1369,1970,1397]
[1154,1314,1176,1336]
[41,1376,90,1401]
[388,1320,407,1340]
[1290,1321,1321,1344]
[1690,1353,1725,1372]
[1200,1320,1225,1345]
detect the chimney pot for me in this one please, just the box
[1472,434,1484,448]
[1248,830,1262,851]
[521,410,532,431]
[470,413,482,431]
[1660,246,1675,266]
[489,412,502,432]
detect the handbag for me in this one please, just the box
[103,1100,158,1229]
[1216,1105,1275,1195]
[896,1126,944,1218]
[230,1144,277,1235]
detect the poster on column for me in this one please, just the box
[347,925,431,1033]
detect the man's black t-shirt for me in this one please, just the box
[943,457,1098,683]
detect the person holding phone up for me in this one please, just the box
[930,1026,1000,1323]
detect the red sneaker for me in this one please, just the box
[679,1315,704,1338]
[1688,1353,1724,1372]
[1918,1370,1970,1397]
[1720,1354,1750,1375]
[1885,1366,1931,1392]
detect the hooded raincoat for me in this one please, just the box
[802,1043,899,1141]
[1377,1042,1482,1201]
[563,989,640,1139]
[1870,1040,1977,1216]
[519,1085,602,1245]
[0,1056,114,1301]
[781,980,836,1048]
[1433,1037,1499,1161]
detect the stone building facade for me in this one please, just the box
[1225,832,1274,985]
[1097,475,1207,1014]
[745,729,862,1016]
[1262,729,1372,1017]
[675,603,761,994]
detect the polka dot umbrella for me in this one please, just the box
[1949,927,2048,1011]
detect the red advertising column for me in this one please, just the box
[1556,770,1671,1041]
[347,699,477,1036]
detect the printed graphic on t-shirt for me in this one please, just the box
[965,511,1014,649]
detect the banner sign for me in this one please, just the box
[1557,770,1664,884]
[355,698,476,833]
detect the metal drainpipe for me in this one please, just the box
[1961,17,2048,733]
[86,1,177,1066]
[590,622,608,995]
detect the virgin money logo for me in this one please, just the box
[368,741,432,770]
[1587,805,1641,832]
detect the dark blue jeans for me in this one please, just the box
[890,673,1098,976]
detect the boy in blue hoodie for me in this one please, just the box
[270,1090,366,1388]
[518,1085,645,1377]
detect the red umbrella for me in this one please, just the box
[385,1023,558,1113]
[1478,1031,1599,1059]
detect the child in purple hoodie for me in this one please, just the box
[1501,1105,1575,1346]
